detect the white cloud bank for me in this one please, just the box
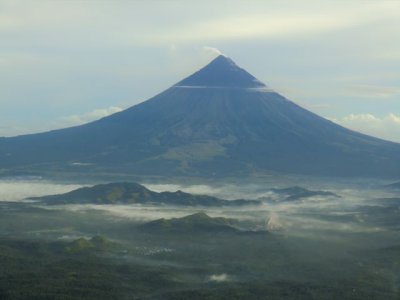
[209,273,230,282]
[2,1,398,47]
[0,106,123,137]
[0,180,83,202]
[344,84,400,98]
[62,106,122,126]
[331,113,400,143]
[202,46,224,57]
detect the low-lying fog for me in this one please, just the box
[1,176,398,299]
[1,176,399,240]
[0,178,84,202]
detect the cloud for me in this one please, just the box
[331,113,400,143]
[0,180,84,202]
[0,1,399,135]
[0,125,27,137]
[267,213,284,231]
[2,177,385,239]
[372,50,400,62]
[1,1,399,48]
[159,2,400,43]
[344,84,400,98]
[202,46,224,57]
[209,274,230,282]
[0,106,123,137]
[61,106,123,126]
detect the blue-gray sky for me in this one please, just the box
[1,0,399,141]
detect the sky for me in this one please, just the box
[0,0,399,142]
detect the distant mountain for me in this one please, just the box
[1,55,400,178]
[268,186,340,201]
[384,182,400,190]
[139,212,240,234]
[29,182,260,206]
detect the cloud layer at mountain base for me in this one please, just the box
[331,113,400,143]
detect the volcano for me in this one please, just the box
[1,55,399,178]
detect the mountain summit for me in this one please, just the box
[175,55,266,88]
[1,55,400,178]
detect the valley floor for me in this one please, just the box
[0,178,399,299]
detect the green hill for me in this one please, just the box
[30,182,260,206]
[269,186,340,201]
[140,212,241,234]
[65,235,114,254]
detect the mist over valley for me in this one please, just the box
[1,175,399,299]
[1,3,400,297]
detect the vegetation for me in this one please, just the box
[0,238,177,300]
[268,186,340,201]
[29,182,260,206]
[0,183,399,299]
[140,212,249,234]
[64,235,114,254]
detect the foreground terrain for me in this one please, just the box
[0,177,399,299]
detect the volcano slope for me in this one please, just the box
[1,55,399,178]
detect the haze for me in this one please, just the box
[1,2,400,299]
